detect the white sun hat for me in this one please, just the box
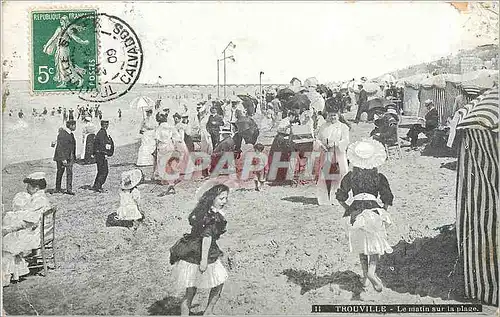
[347,139,387,169]
[121,169,143,190]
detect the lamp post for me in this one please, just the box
[217,56,235,99]
[222,41,236,99]
[259,71,264,111]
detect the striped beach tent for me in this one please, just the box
[455,87,498,306]
[419,74,462,125]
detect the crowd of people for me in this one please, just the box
[3,74,449,315]
[7,104,124,124]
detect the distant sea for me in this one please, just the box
[1,80,276,167]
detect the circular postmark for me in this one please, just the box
[62,12,143,102]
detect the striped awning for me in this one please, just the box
[461,85,484,97]
[456,87,499,132]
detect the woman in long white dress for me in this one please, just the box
[154,115,176,181]
[2,172,52,285]
[314,111,350,205]
[173,113,191,174]
[43,16,89,88]
[137,109,158,166]
[197,104,213,156]
[191,104,213,178]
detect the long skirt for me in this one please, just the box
[137,130,156,166]
[315,145,348,205]
[2,251,30,285]
[267,134,292,182]
[172,259,228,292]
[155,142,176,181]
[344,208,393,256]
[200,130,213,155]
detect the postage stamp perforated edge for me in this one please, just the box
[28,4,100,97]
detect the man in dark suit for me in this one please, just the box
[354,84,368,123]
[53,120,77,195]
[403,99,439,150]
[92,120,114,192]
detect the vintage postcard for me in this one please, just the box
[1,1,498,316]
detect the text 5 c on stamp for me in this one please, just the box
[31,9,98,93]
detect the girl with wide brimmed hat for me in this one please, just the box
[116,169,143,221]
[170,179,236,315]
[335,139,394,293]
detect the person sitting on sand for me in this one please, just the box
[169,180,232,315]
[107,169,144,229]
[2,172,52,286]
[335,139,394,293]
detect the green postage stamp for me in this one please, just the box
[31,9,98,93]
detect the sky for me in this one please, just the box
[2,1,474,85]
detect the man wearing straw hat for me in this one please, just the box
[402,99,438,150]
[354,84,368,124]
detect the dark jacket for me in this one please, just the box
[206,114,225,135]
[53,128,76,162]
[385,87,397,98]
[358,89,368,107]
[425,108,439,130]
[93,128,114,156]
[371,115,398,145]
[213,137,235,155]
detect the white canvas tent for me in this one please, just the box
[396,73,431,116]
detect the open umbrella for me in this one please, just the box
[287,93,311,112]
[129,96,155,109]
[237,94,258,105]
[276,88,295,101]
[316,84,332,97]
[237,94,258,116]
[366,97,393,111]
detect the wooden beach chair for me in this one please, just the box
[290,124,315,183]
[27,208,57,276]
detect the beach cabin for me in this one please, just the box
[416,71,498,125]
[396,73,431,116]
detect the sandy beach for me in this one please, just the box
[2,108,496,315]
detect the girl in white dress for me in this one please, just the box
[116,169,143,221]
[335,139,394,292]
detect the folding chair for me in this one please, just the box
[384,125,403,160]
[27,207,56,276]
[290,124,315,184]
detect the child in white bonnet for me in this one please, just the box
[116,169,143,221]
